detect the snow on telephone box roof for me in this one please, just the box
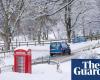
[14,46,31,51]
[14,46,31,55]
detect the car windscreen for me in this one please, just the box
[61,42,69,48]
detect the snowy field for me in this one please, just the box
[0,40,100,80]
[0,61,71,80]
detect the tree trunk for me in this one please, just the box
[42,30,49,40]
[65,0,72,43]
[3,35,11,51]
[3,14,12,51]
[38,31,41,44]
[67,29,71,43]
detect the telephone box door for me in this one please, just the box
[17,56,25,73]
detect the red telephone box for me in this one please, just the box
[14,48,32,73]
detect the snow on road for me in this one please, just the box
[70,40,100,51]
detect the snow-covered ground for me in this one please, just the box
[2,40,100,66]
[1,40,100,80]
[70,40,100,51]
[0,61,71,80]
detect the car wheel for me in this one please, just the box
[50,53,53,56]
[68,50,71,55]
[63,50,65,54]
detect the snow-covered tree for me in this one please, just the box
[0,0,24,50]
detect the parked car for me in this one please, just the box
[50,42,71,56]
[72,36,87,43]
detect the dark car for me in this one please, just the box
[50,42,71,56]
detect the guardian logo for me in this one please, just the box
[72,59,100,80]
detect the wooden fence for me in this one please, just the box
[0,36,100,52]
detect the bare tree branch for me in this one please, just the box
[71,8,92,29]
[48,0,60,3]
[0,0,6,15]
[47,0,75,16]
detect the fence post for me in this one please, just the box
[42,56,43,63]
[4,52,5,58]
[48,56,50,64]
[34,61,35,64]
[42,40,44,45]
[98,41,99,44]
[0,68,1,73]
[1,47,3,51]
[27,42,28,46]
[35,41,36,46]
[43,40,44,45]
[16,39,17,47]
[19,42,20,46]
[11,43,13,50]
[12,66,14,72]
